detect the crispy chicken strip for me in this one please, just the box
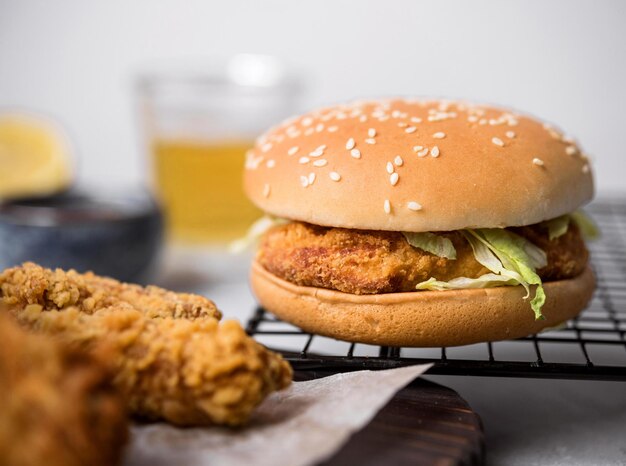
[0,313,127,466]
[1,264,292,427]
[0,262,221,320]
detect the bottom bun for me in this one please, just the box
[250,261,596,347]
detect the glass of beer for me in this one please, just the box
[138,55,301,245]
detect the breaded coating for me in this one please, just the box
[1,264,292,427]
[0,262,221,320]
[258,221,589,294]
[0,313,127,466]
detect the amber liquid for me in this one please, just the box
[151,139,262,244]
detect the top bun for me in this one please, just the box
[244,99,594,232]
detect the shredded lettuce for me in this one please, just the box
[571,210,600,240]
[402,232,457,260]
[416,274,519,290]
[541,211,599,241]
[228,216,290,253]
[417,228,547,320]
[543,215,570,240]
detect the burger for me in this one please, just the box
[241,99,596,347]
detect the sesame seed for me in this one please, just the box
[432,132,446,139]
[309,145,326,157]
[417,148,429,157]
[398,122,408,128]
[245,153,264,170]
[359,115,368,122]
[308,172,316,184]
[346,138,356,150]
[304,128,314,136]
[565,146,577,156]
[315,123,324,132]
[492,137,504,147]
[532,158,545,167]
[300,176,309,187]
[263,184,271,198]
[413,145,423,152]
[479,119,487,125]
[394,155,403,166]
[299,156,310,164]
[350,149,361,159]
[327,125,339,132]
[407,201,422,211]
[507,119,519,126]
[329,171,341,182]
[368,128,376,137]
[302,117,313,126]
[410,117,422,123]
[386,162,394,174]
[405,126,417,134]
[261,143,273,153]
[390,173,399,186]
[582,164,590,174]
[365,138,376,144]
[505,131,516,139]
[468,115,478,123]
[431,146,440,157]
[266,159,276,168]
[384,199,391,214]
[287,146,299,156]
[313,159,328,167]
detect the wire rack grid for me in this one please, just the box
[246,199,626,381]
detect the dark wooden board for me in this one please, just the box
[295,372,484,466]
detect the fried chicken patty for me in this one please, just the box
[257,221,589,295]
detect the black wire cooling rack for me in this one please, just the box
[246,199,626,381]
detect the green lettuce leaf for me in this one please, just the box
[571,210,600,240]
[403,232,457,259]
[416,274,519,291]
[417,228,548,320]
[472,229,546,320]
[228,216,290,253]
[543,215,570,240]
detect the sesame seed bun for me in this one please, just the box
[244,99,593,231]
[250,261,595,347]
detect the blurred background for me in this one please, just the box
[1,0,625,280]
[1,0,625,192]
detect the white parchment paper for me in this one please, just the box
[124,364,431,466]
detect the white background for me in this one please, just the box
[1,0,625,193]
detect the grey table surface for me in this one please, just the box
[156,249,626,466]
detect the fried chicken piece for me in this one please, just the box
[258,221,589,295]
[0,262,221,320]
[0,313,127,466]
[0,263,292,427]
[8,305,291,426]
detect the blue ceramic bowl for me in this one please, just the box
[0,190,164,283]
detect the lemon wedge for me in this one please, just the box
[0,113,73,200]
